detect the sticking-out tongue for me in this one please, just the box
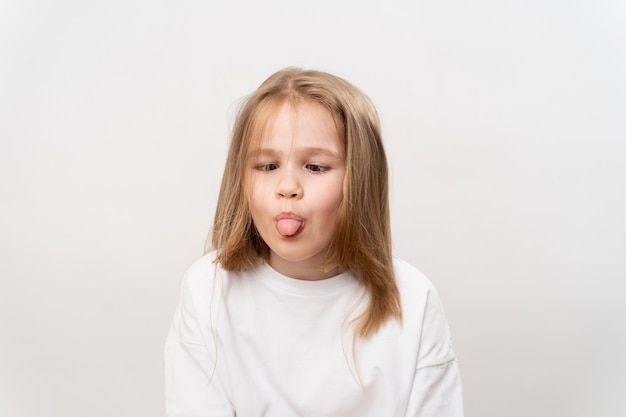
[276,219,303,237]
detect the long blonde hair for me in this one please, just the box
[210,67,401,337]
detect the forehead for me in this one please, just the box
[247,99,344,154]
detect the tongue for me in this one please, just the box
[276,219,303,237]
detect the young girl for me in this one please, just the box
[164,68,463,416]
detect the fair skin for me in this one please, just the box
[245,100,345,280]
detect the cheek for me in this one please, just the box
[319,187,343,218]
[245,177,270,215]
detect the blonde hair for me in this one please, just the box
[210,67,401,338]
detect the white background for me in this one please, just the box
[1,1,625,416]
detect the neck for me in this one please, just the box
[268,252,341,281]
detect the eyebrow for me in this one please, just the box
[247,146,343,160]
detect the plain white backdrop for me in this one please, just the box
[1,1,625,416]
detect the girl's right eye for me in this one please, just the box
[257,163,279,172]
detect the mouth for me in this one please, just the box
[274,212,305,238]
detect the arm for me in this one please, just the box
[164,269,234,417]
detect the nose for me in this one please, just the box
[276,169,302,199]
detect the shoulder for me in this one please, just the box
[181,251,259,303]
[392,257,448,317]
[392,258,456,367]
[179,251,233,307]
[392,257,437,300]
[174,251,250,336]
[185,251,219,282]
[179,251,216,291]
[186,250,220,274]
[392,257,441,322]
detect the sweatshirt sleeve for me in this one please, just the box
[164,267,234,417]
[404,287,464,417]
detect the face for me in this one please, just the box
[245,100,345,280]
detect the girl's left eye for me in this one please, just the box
[306,164,329,173]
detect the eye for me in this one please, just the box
[306,164,329,173]
[257,163,279,172]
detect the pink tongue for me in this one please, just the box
[276,219,303,236]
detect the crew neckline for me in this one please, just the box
[255,261,358,297]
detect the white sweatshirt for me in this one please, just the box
[165,252,463,417]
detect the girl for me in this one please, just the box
[164,68,463,416]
